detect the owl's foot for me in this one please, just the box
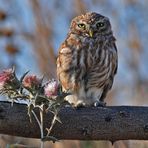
[75,103,85,109]
[94,101,106,107]
[73,100,86,109]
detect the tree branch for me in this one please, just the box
[0,101,148,142]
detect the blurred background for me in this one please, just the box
[0,0,148,147]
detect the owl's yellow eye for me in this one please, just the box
[78,23,86,29]
[96,22,104,28]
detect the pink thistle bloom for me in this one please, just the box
[0,81,5,90]
[44,80,59,97]
[23,75,41,89]
[0,68,14,89]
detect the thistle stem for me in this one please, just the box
[40,109,44,148]
[46,113,57,137]
[32,109,44,148]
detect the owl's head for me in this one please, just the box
[70,12,113,38]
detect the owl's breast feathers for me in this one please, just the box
[57,34,117,95]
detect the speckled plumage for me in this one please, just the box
[57,12,118,107]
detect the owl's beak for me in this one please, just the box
[89,29,93,37]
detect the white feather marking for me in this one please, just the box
[86,87,103,102]
[60,47,71,54]
[71,74,75,84]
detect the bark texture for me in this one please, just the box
[0,101,148,142]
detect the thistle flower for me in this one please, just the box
[23,75,41,89]
[44,80,59,97]
[0,68,15,90]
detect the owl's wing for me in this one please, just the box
[108,42,118,90]
[56,43,74,91]
[99,42,118,101]
[113,43,118,75]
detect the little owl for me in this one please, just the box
[57,12,118,107]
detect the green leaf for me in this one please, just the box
[35,95,49,106]
[27,104,34,123]
[20,70,30,83]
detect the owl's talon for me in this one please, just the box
[94,101,106,107]
[75,101,86,109]
[75,104,85,109]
